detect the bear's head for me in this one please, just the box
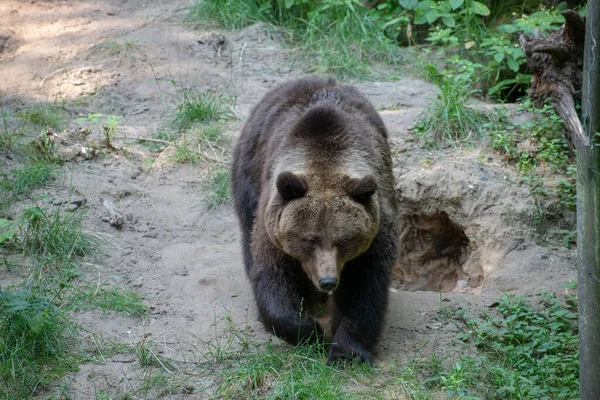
[265,171,380,293]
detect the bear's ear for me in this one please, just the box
[346,175,377,203]
[276,171,308,201]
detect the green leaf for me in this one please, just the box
[399,0,418,10]
[383,17,405,29]
[494,53,505,63]
[414,9,429,25]
[426,9,440,24]
[507,58,520,72]
[27,313,46,334]
[0,219,17,244]
[285,0,295,8]
[499,24,518,33]
[471,1,490,16]
[416,0,436,10]
[559,280,577,289]
[442,16,456,27]
[449,0,464,10]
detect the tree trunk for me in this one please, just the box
[519,10,589,147]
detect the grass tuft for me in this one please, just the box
[1,162,56,197]
[92,40,144,63]
[173,89,234,132]
[73,283,147,317]
[202,167,231,210]
[17,104,67,131]
[413,64,488,146]
[0,289,79,399]
[17,206,100,273]
[0,98,19,151]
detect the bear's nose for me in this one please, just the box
[319,277,338,292]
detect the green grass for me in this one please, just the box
[487,100,576,242]
[0,289,79,399]
[185,0,267,29]
[413,64,488,146]
[0,161,56,217]
[190,292,579,399]
[0,98,19,151]
[0,146,152,399]
[202,167,231,210]
[92,40,144,63]
[453,292,579,399]
[185,0,400,78]
[197,313,363,399]
[18,206,99,273]
[17,104,67,131]
[0,161,56,197]
[170,135,202,164]
[172,88,234,131]
[134,340,175,369]
[72,283,148,317]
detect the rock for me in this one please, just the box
[68,196,87,207]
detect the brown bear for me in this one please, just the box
[230,77,398,365]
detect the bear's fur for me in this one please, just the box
[230,77,398,365]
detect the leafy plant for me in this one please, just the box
[413,62,488,145]
[75,113,122,149]
[455,292,579,399]
[0,219,17,244]
[489,100,575,212]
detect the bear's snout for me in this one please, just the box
[318,277,338,292]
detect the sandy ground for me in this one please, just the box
[0,0,577,398]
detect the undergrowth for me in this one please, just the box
[179,292,579,399]
[487,100,576,243]
[0,289,79,399]
[202,165,231,210]
[172,88,235,132]
[0,141,147,398]
[453,292,579,399]
[412,62,488,146]
[17,104,68,131]
[186,0,400,78]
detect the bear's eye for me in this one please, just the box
[303,237,317,248]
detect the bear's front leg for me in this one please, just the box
[252,262,323,345]
[328,240,394,366]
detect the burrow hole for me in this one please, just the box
[393,208,481,292]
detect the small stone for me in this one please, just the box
[68,196,87,207]
[480,175,488,181]
[65,203,78,212]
